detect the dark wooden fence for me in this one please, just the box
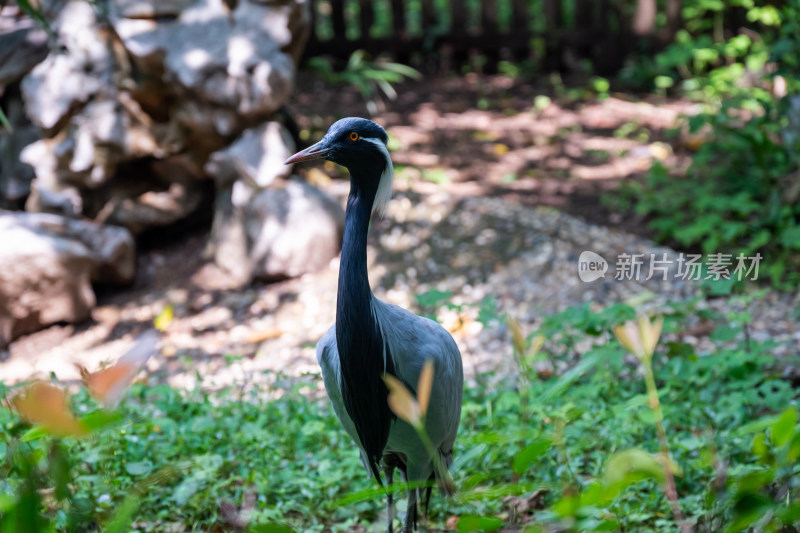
[303,0,683,74]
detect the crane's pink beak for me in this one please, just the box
[284,140,331,165]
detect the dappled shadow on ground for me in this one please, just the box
[2,227,318,389]
[291,73,698,233]
[2,74,706,388]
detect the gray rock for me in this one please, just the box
[21,0,112,130]
[0,26,48,86]
[245,179,345,280]
[21,52,101,130]
[20,138,86,217]
[21,96,165,196]
[102,182,208,234]
[109,17,163,74]
[111,0,306,134]
[211,179,344,283]
[1,211,136,283]
[18,0,171,203]
[15,0,313,260]
[112,0,195,19]
[208,183,252,285]
[0,211,136,346]
[90,156,209,234]
[205,121,295,188]
[0,95,37,208]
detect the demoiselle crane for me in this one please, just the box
[285,117,463,532]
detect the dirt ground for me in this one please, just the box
[1,74,705,386]
[289,73,698,232]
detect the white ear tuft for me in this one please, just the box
[363,137,394,216]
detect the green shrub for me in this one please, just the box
[614,1,800,288]
[628,93,800,286]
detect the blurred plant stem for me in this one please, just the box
[642,354,690,533]
[615,315,691,533]
[508,316,546,425]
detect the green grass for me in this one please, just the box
[1,291,798,532]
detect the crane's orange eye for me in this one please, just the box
[349,131,359,141]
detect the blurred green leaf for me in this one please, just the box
[125,460,153,476]
[512,438,552,475]
[771,407,797,447]
[457,515,503,532]
[0,494,16,513]
[104,492,140,533]
[604,448,667,488]
[249,524,298,533]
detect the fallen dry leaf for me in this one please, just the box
[154,304,174,332]
[445,515,459,530]
[493,143,510,156]
[247,327,284,344]
[79,330,160,406]
[444,314,475,337]
[11,382,86,437]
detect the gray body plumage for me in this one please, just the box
[317,299,463,483]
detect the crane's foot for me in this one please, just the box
[386,490,394,533]
[402,500,418,533]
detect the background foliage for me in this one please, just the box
[615,0,800,287]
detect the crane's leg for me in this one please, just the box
[402,487,418,533]
[421,472,434,529]
[384,463,395,533]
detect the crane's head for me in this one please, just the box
[285,117,393,214]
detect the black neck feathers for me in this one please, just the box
[336,174,395,483]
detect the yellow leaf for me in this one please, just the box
[493,143,510,156]
[82,330,159,406]
[417,360,434,417]
[383,374,421,427]
[524,334,546,368]
[154,305,173,332]
[649,143,670,161]
[638,315,664,357]
[11,382,86,437]
[528,334,545,358]
[613,321,644,359]
[507,317,525,357]
[614,316,663,361]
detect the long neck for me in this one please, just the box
[334,173,394,481]
[336,181,376,354]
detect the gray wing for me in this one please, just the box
[316,325,371,477]
[317,301,464,482]
[373,300,464,473]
